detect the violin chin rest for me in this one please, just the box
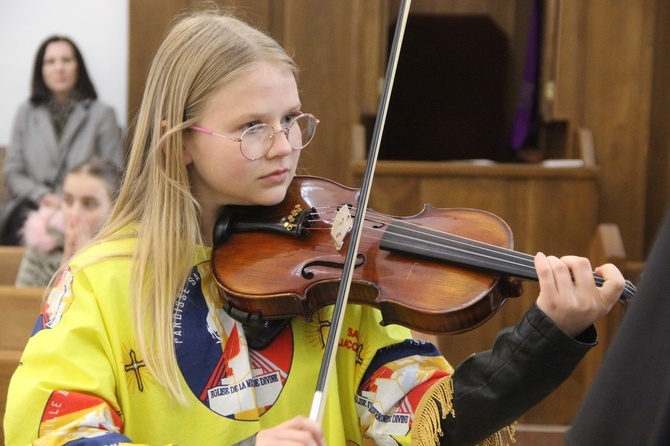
[242,317,292,350]
[221,299,291,350]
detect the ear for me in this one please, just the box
[182,140,194,167]
[161,120,194,166]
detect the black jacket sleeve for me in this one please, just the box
[439,304,597,446]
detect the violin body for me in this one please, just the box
[211,175,522,334]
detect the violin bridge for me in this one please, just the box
[330,205,353,250]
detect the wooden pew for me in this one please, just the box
[0,285,45,443]
[0,285,44,350]
[0,246,25,285]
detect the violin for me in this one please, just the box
[210,175,636,335]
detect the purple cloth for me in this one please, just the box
[509,0,541,150]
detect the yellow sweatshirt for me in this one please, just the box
[5,236,453,445]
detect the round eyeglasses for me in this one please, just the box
[190,113,320,161]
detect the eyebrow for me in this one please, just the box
[234,103,303,121]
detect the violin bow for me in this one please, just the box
[309,0,413,424]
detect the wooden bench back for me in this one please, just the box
[0,285,45,443]
[0,285,44,351]
[0,246,25,286]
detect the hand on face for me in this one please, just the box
[63,213,96,259]
[60,172,113,259]
[534,252,626,338]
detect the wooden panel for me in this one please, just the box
[548,0,655,259]
[583,1,653,261]
[514,424,567,446]
[547,0,589,123]
[0,285,44,444]
[128,0,275,122]
[0,350,22,445]
[0,286,44,351]
[524,177,599,255]
[128,0,191,124]
[357,1,386,116]
[280,1,363,184]
[353,160,599,254]
[0,246,25,286]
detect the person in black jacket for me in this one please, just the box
[566,206,670,445]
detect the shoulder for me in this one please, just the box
[80,100,118,121]
[79,232,136,256]
[60,234,136,305]
[83,99,115,113]
[14,101,40,120]
[69,231,137,275]
[16,101,33,112]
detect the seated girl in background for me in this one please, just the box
[15,157,122,287]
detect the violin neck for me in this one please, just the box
[379,221,636,303]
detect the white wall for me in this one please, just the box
[0,0,128,146]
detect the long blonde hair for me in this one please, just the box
[94,10,298,403]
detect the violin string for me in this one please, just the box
[375,213,634,296]
[355,209,635,297]
[369,210,538,275]
[305,206,635,297]
[308,206,480,285]
[305,207,497,287]
[306,205,536,273]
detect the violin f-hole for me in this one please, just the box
[301,253,367,279]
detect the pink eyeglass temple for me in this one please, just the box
[190,125,218,136]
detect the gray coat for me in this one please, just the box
[3,99,123,202]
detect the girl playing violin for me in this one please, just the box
[5,9,625,446]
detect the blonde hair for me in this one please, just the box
[94,10,298,403]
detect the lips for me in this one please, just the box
[261,169,289,184]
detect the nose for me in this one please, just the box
[64,208,81,230]
[266,128,293,158]
[66,202,81,218]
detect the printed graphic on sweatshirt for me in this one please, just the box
[39,390,127,444]
[355,340,452,440]
[174,264,293,420]
[40,267,74,329]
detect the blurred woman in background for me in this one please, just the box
[1,35,123,245]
